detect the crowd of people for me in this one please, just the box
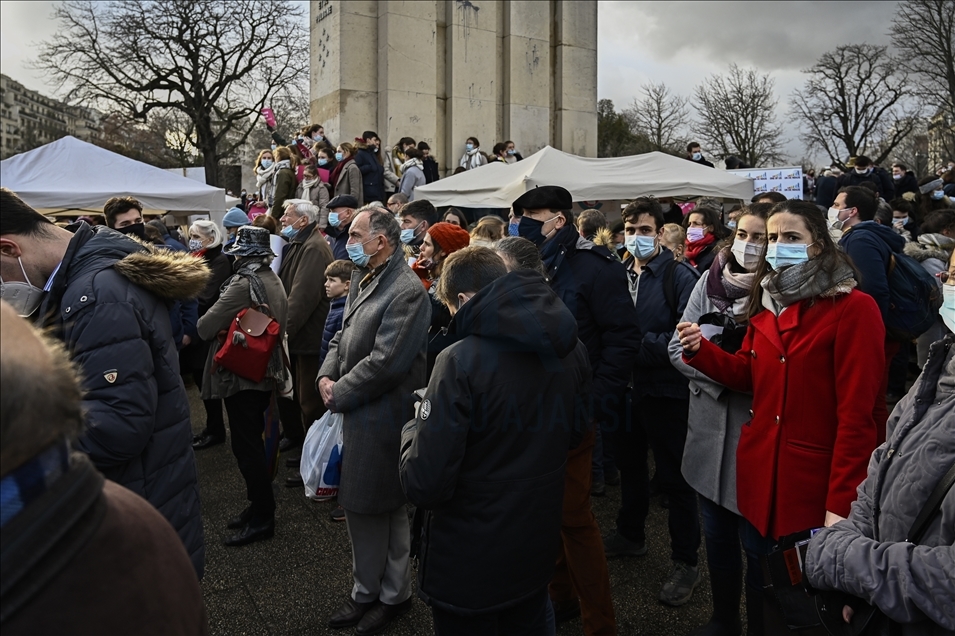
[0,121,953,636]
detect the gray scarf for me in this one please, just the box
[761,257,857,314]
[224,258,286,384]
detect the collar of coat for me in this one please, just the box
[345,253,403,320]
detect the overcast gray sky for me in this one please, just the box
[1,1,901,164]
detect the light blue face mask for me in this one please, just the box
[260,159,273,169]
[335,152,344,162]
[626,235,657,260]
[399,221,423,245]
[765,242,811,270]
[465,143,474,152]
[281,224,299,240]
[933,190,945,200]
[346,236,380,268]
[328,212,340,227]
[318,158,328,167]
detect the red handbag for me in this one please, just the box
[213,306,279,383]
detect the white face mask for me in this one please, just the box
[0,257,46,317]
[828,206,849,231]
[940,284,955,334]
[731,238,765,272]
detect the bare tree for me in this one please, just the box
[790,44,920,168]
[597,99,653,158]
[891,1,955,124]
[36,0,306,186]
[625,83,689,154]
[692,65,786,167]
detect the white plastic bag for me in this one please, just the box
[300,411,343,501]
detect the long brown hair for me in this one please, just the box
[742,200,859,320]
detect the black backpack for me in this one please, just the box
[884,251,942,341]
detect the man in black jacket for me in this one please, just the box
[837,155,895,200]
[0,188,208,577]
[326,195,359,261]
[891,162,920,197]
[515,185,639,633]
[607,198,703,607]
[400,247,591,635]
[686,142,715,168]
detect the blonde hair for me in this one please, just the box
[254,149,274,171]
[661,223,686,260]
[337,142,356,158]
[470,215,506,242]
[273,146,297,166]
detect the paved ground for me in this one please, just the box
[189,384,738,636]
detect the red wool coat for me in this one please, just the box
[685,289,884,539]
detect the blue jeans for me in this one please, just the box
[739,518,777,593]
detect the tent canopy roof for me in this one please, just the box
[414,146,755,207]
[0,136,226,213]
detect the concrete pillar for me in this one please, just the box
[444,0,502,169]
[554,0,598,157]
[310,1,378,146]
[504,1,553,157]
[377,1,439,152]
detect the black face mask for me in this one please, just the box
[517,215,548,247]
[117,223,147,241]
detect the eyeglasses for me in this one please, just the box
[937,271,951,284]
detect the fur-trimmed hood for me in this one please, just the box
[904,233,954,264]
[591,227,615,251]
[65,223,210,302]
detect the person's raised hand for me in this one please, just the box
[677,321,703,354]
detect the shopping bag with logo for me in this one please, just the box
[300,410,343,501]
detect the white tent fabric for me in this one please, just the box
[414,146,755,207]
[0,136,227,214]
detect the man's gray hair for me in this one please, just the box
[366,208,401,248]
[283,198,319,223]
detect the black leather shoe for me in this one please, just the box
[192,434,225,450]
[285,456,300,468]
[227,506,252,529]
[224,520,274,547]
[328,598,377,629]
[278,437,301,453]
[285,475,305,488]
[355,598,412,635]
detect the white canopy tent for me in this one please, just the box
[414,146,755,207]
[0,136,228,218]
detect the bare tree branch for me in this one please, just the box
[35,0,306,186]
[624,83,690,155]
[790,44,921,168]
[692,65,786,167]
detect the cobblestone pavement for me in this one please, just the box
[189,385,737,636]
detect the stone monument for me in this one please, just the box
[310,0,597,174]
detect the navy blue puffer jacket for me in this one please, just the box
[354,146,386,203]
[37,223,208,577]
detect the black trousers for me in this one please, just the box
[277,353,325,444]
[224,389,274,524]
[431,587,549,636]
[615,393,700,566]
[186,342,225,439]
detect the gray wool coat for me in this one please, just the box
[669,270,753,514]
[318,253,430,514]
[805,335,955,635]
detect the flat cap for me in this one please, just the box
[328,194,359,210]
[512,185,573,216]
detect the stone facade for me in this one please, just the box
[310,0,597,174]
[0,74,100,160]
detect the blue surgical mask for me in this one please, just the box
[328,212,341,227]
[893,173,902,181]
[932,190,945,200]
[508,222,519,237]
[335,152,344,162]
[400,221,423,245]
[727,220,737,229]
[940,284,955,333]
[626,235,657,260]
[318,158,328,167]
[765,242,811,269]
[281,224,299,240]
[507,149,516,156]
[270,143,277,151]
[313,134,323,142]
[692,152,702,161]
[261,159,273,169]
[465,143,474,152]
[346,236,380,268]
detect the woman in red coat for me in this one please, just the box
[676,200,884,634]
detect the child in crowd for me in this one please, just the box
[320,260,357,365]
[662,223,687,262]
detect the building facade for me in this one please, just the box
[1,74,101,160]
[309,0,598,173]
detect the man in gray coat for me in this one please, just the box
[318,208,430,635]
